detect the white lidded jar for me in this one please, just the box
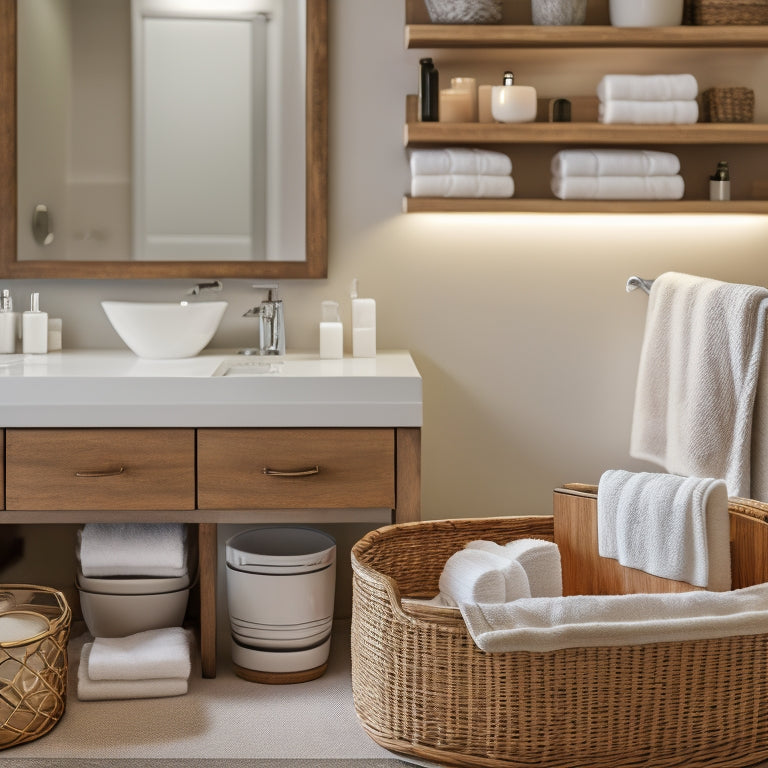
[609,0,683,26]
[491,71,537,124]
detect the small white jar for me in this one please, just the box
[491,72,537,124]
[609,0,683,26]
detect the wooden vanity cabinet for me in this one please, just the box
[0,430,4,511]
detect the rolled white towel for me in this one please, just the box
[438,548,530,607]
[78,523,188,578]
[88,627,192,682]
[410,148,513,177]
[552,175,685,200]
[465,539,562,598]
[411,174,514,198]
[78,643,188,701]
[551,149,680,178]
[599,100,699,125]
[597,74,699,103]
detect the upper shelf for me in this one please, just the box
[405,24,768,49]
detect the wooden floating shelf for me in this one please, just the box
[405,24,768,49]
[403,197,768,214]
[405,121,768,146]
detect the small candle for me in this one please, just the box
[450,77,478,121]
[439,89,473,123]
[478,85,494,123]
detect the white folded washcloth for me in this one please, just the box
[599,100,699,125]
[88,628,192,681]
[465,539,562,598]
[630,272,768,498]
[551,149,680,178]
[409,148,513,177]
[78,523,188,578]
[437,548,530,607]
[551,175,684,200]
[597,470,730,590]
[597,74,699,103]
[411,174,514,199]
[77,643,189,701]
[458,581,768,653]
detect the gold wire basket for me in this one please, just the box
[702,87,756,123]
[0,585,71,750]
[690,0,768,24]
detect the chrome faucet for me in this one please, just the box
[241,283,285,356]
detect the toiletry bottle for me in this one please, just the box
[709,160,731,201]
[319,300,343,359]
[22,292,48,354]
[0,290,15,354]
[350,278,376,358]
[419,58,439,122]
[491,71,538,123]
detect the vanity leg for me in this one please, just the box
[198,523,217,678]
[395,428,421,523]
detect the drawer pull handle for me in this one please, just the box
[262,465,320,477]
[75,466,126,478]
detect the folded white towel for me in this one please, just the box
[411,174,514,199]
[597,74,699,103]
[78,643,189,701]
[551,149,680,179]
[78,523,188,578]
[599,99,699,125]
[630,272,768,498]
[551,175,684,200]
[465,539,562,598]
[458,581,768,653]
[409,148,513,177]
[597,470,730,590]
[438,549,530,607]
[88,628,192,681]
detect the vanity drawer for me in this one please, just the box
[5,429,196,511]
[197,429,395,509]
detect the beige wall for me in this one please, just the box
[6,1,768,604]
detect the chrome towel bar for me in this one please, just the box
[626,276,654,295]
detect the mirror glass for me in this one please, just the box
[0,0,327,279]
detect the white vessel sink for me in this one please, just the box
[101,300,228,359]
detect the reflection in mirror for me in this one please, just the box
[0,0,327,279]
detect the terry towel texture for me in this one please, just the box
[78,523,188,577]
[438,548,531,606]
[410,148,512,177]
[551,175,684,200]
[551,149,681,178]
[410,174,514,198]
[597,470,730,590]
[597,74,699,103]
[630,272,768,498]
[598,99,699,125]
[78,643,189,701]
[458,582,768,653]
[88,627,192,681]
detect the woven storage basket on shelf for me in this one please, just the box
[702,87,755,123]
[691,0,768,24]
[351,490,768,768]
[0,585,71,750]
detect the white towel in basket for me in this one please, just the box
[459,581,768,653]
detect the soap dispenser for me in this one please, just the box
[350,278,376,358]
[22,292,48,354]
[0,290,15,354]
[319,300,343,359]
[491,71,537,123]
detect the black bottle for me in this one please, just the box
[419,58,439,122]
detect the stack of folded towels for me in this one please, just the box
[551,148,684,200]
[409,148,514,198]
[597,73,699,124]
[78,627,192,701]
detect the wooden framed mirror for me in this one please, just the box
[0,0,327,279]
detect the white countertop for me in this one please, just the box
[0,350,422,428]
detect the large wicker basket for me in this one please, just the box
[0,585,71,750]
[690,0,768,24]
[351,487,768,768]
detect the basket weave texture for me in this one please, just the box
[702,87,755,123]
[691,0,768,24]
[351,515,768,768]
[0,585,71,751]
